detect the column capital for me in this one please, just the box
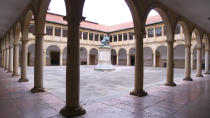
[21,40,29,43]
[185,44,191,48]
[63,16,86,24]
[166,40,174,44]
[33,33,45,39]
[14,43,19,46]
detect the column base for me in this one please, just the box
[18,78,29,82]
[195,74,203,77]
[165,82,176,87]
[60,105,86,117]
[130,90,148,97]
[7,70,12,73]
[183,77,193,81]
[31,87,45,93]
[12,73,19,77]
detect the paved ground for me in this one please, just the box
[1,66,210,118]
[26,66,197,105]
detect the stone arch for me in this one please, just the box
[143,47,153,67]
[175,21,190,46]
[144,3,173,42]
[156,45,167,67]
[174,44,185,68]
[46,45,61,66]
[129,48,135,66]
[62,47,67,65]
[192,28,202,49]
[9,30,15,46]
[89,48,98,65]
[118,48,127,65]
[14,22,22,44]
[80,47,87,65]
[22,10,34,34]
[27,43,35,66]
[111,49,117,65]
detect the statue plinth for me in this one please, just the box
[94,46,115,72]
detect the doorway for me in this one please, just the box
[50,51,60,65]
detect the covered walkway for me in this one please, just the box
[0,67,210,118]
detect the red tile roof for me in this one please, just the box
[46,13,163,32]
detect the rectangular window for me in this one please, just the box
[89,33,93,40]
[118,34,122,41]
[129,32,133,40]
[109,35,112,42]
[155,27,162,36]
[95,34,99,41]
[123,33,127,40]
[29,23,35,33]
[83,32,88,40]
[62,28,68,37]
[55,27,61,36]
[148,28,154,37]
[114,35,117,42]
[100,35,104,41]
[46,26,53,35]
[175,24,181,34]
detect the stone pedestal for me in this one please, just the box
[94,46,115,72]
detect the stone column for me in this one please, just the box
[13,43,19,76]
[60,16,86,117]
[183,45,193,81]
[116,54,119,65]
[127,54,130,66]
[43,49,46,66]
[130,32,147,97]
[18,40,29,82]
[31,33,45,93]
[153,52,156,67]
[5,48,9,70]
[195,48,203,77]
[204,50,210,74]
[191,52,194,69]
[8,45,13,73]
[165,40,176,86]
[87,52,90,65]
[60,50,63,66]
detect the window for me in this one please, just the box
[123,33,127,40]
[95,34,99,41]
[83,32,88,40]
[129,32,133,40]
[62,28,68,37]
[148,28,154,37]
[79,31,82,39]
[29,23,35,33]
[100,35,104,41]
[114,35,117,42]
[109,35,112,42]
[118,34,122,41]
[89,33,93,40]
[46,26,53,35]
[55,27,61,36]
[155,27,162,36]
[175,24,181,34]
[163,26,166,35]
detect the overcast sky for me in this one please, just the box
[48,0,158,26]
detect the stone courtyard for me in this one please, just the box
[26,66,197,105]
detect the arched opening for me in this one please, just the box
[156,46,167,67]
[129,48,135,66]
[62,47,67,65]
[111,49,117,65]
[89,48,98,65]
[80,47,87,65]
[143,47,153,67]
[46,45,60,66]
[174,44,185,68]
[118,48,127,65]
[28,44,35,66]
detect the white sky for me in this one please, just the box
[48,0,158,26]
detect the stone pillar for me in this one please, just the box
[60,50,63,66]
[130,32,147,97]
[204,50,210,74]
[13,43,19,76]
[183,45,193,81]
[5,48,9,70]
[87,52,90,65]
[31,33,45,93]
[60,16,86,117]
[127,54,130,66]
[195,48,203,77]
[191,52,194,69]
[165,41,176,86]
[116,55,119,65]
[153,52,156,67]
[43,49,46,66]
[8,45,13,73]
[18,40,29,82]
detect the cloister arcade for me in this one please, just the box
[0,0,210,117]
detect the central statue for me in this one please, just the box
[100,35,110,48]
